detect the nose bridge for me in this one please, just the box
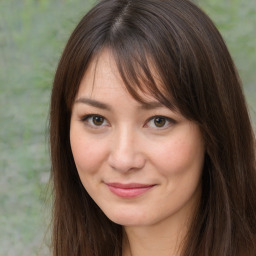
[116,124,134,153]
[108,124,145,172]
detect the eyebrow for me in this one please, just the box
[75,98,112,110]
[74,97,165,110]
[139,101,164,110]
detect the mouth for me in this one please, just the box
[105,182,156,198]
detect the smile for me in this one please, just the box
[105,182,156,198]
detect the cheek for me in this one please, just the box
[70,128,107,175]
[172,140,204,171]
[152,131,205,177]
[150,133,204,218]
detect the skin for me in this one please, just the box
[70,50,205,255]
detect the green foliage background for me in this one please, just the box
[0,0,255,255]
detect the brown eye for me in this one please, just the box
[154,117,166,127]
[82,114,108,128]
[92,116,104,126]
[145,115,175,129]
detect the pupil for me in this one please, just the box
[154,117,166,127]
[93,116,103,126]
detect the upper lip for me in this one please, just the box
[105,182,155,189]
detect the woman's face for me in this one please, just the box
[70,50,205,227]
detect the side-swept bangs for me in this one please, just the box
[62,0,234,126]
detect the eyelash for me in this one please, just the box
[144,115,176,129]
[81,114,109,129]
[81,114,176,129]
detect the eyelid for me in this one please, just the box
[81,114,110,128]
[81,114,100,121]
[144,115,176,129]
[80,113,176,130]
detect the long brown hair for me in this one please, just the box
[49,0,256,255]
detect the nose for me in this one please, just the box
[107,128,146,173]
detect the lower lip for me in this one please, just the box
[107,185,155,198]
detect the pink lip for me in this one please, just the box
[105,182,155,198]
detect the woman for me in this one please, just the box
[49,0,256,255]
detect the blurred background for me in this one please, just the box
[0,0,255,255]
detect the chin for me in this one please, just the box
[109,216,148,227]
[104,209,153,227]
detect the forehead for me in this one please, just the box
[77,51,154,105]
[79,49,123,94]
[77,48,176,110]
